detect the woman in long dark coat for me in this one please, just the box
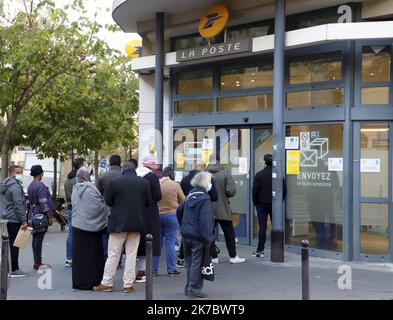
[71,167,109,290]
[135,156,162,282]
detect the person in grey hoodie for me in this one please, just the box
[71,167,109,290]
[0,165,29,277]
[207,155,245,264]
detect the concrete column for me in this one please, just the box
[155,12,164,164]
[271,0,286,263]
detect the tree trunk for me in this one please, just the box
[94,151,99,186]
[1,143,10,180]
[52,156,58,208]
[128,146,133,160]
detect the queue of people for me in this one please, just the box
[0,151,280,298]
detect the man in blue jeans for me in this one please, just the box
[153,167,185,276]
[64,158,85,267]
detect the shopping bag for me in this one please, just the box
[13,226,33,249]
[201,244,215,281]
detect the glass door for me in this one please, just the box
[252,128,273,247]
[354,122,392,260]
[215,127,251,245]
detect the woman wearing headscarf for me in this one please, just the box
[135,155,162,282]
[71,167,109,290]
[27,165,55,270]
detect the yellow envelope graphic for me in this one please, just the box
[300,149,318,167]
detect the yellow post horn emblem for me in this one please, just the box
[199,4,229,39]
[125,39,142,59]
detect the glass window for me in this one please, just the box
[220,64,273,91]
[361,203,389,255]
[361,87,390,105]
[173,128,215,172]
[227,21,274,42]
[360,124,389,198]
[289,52,342,84]
[172,34,220,51]
[287,88,344,108]
[287,6,344,31]
[362,46,391,82]
[218,95,272,112]
[285,124,343,252]
[175,99,214,114]
[176,70,213,95]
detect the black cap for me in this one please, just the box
[30,165,43,177]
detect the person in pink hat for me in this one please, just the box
[135,155,162,282]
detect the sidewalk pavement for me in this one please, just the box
[7,229,393,300]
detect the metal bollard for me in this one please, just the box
[145,234,153,300]
[1,234,10,300]
[301,240,310,300]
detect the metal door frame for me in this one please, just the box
[353,121,393,262]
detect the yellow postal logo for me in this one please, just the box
[125,39,142,59]
[199,4,229,39]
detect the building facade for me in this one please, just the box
[113,0,393,261]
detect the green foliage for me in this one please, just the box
[0,0,139,174]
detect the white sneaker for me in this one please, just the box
[211,258,219,264]
[229,256,246,264]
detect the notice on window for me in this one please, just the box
[360,159,381,173]
[328,158,343,172]
[174,171,183,182]
[285,136,299,150]
[202,150,212,165]
[287,150,300,175]
[239,157,248,174]
[202,139,214,151]
[300,132,310,150]
[176,152,185,169]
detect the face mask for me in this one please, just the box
[207,182,212,192]
[15,175,23,182]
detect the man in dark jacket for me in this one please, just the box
[97,155,122,198]
[177,162,218,267]
[63,157,85,267]
[0,165,29,277]
[252,154,286,258]
[97,155,122,259]
[177,171,214,299]
[207,158,245,264]
[93,162,153,293]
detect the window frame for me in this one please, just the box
[354,40,393,107]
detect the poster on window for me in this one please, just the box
[287,150,300,175]
[202,139,214,151]
[328,158,343,172]
[238,157,248,174]
[174,171,183,182]
[285,136,299,150]
[360,159,381,173]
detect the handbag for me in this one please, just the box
[31,213,49,231]
[201,244,215,282]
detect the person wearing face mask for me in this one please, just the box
[0,165,29,277]
[207,155,245,264]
